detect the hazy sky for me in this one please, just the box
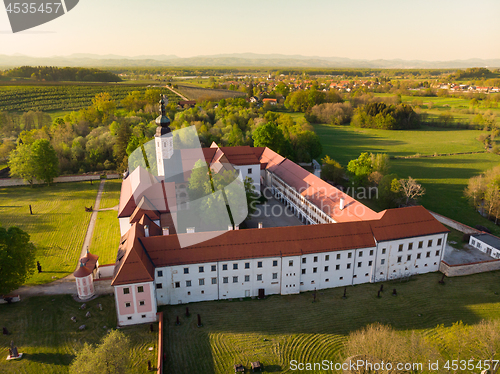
[0,0,499,60]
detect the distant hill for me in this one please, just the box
[0,53,499,69]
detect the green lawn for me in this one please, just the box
[89,179,122,265]
[315,124,500,235]
[0,295,157,374]
[162,271,500,374]
[0,182,99,285]
[98,179,122,209]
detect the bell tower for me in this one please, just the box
[155,94,173,177]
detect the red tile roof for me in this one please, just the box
[268,159,380,223]
[111,223,155,286]
[371,206,449,242]
[143,220,376,267]
[218,146,261,165]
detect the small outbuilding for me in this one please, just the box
[74,250,99,300]
[469,233,500,259]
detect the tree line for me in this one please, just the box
[2,66,122,82]
[3,91,323,183]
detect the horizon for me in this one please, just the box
[0,0,499,61]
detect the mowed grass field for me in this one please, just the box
[0,182,99,284]
[90,179,122,265]
[162,271,500,374]
[0,295,157,374]
[315,124,500,235]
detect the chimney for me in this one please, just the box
[258,222,263,229]
[144,225,149,237]
[339,197,345,211]
[162,226,169,236]
[228,224,233,231]
[187,227,195,234]
[235,225,239,230]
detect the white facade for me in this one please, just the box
[469,235,500,259]
[233,163,261,194]
[151,232,447,306]
[373,234,447,282]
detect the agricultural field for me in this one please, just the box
[0,182,99,284]
[0,295,157,374]
[176,84,246,102]
[314,124,500,235]
[162,271,500,373]
[0,84,179,112]
[89,179,122,266]
[375,93,500,126]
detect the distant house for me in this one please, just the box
[249,96,259,103]
[178,100,197,108]
[469,233,500,259]
[262,98,277,105]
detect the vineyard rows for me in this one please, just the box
[0,85,179,112]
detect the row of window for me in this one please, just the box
[123,286,144,294]
[395,251,440,263]
[125,300,145,308]
[176,260,278,275]
[154,239,444,280]
[173,273,279,288]
[396,238,442,252]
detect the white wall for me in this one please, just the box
[373,233,447,282]
[469,236,500,259]
[119,217,131,236]
[148,233,448,307]
[233,164,261,195]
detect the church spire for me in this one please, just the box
[155,94,171,136]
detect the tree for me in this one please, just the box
[70,329,130,374]
[113,122,131,166]
[399,177,425,205]
[253,122,290,158]
[0,226,37,294]
[347,152,373,187]
[8,143,36,185]
[343,323,440,372]
[378,174,401,208]
[9,139,59,185]
[321,156,344,184]
[31,139,59,185]
[292,131,322,163]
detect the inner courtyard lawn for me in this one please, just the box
[161,271,500,374]
[0,182,99,285]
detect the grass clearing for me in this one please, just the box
[89,179,122,265]
[162,271,500,373]
[0,182,99,284]
[90,210,121,266]
[314,124,500,235]
[98,179,122,209]
[0,295,157,374]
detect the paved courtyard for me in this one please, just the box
[245,197,304,229]
[443,243,493,265]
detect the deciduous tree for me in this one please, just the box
[0,226,37,294]
[399,176,425,205]
[70,329,131,374]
